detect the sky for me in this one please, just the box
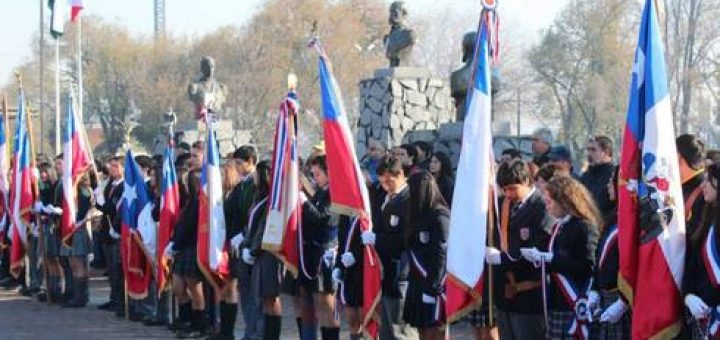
[0,0,569,83]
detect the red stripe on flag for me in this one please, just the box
[121,225,152,299]
[197,192,230,290]
[157,183,179,295]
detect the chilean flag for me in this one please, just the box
[445,11,496,323]
[157,143,180,294]
[197,121,230,289]
[313,41,382,338]
[262,91,300,276]
[9,90,35,278]
[120,150,154,299]
[60,93,92,247]
[618,1,685,338]
[70,0,83,22]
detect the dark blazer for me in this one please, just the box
[491,188,554,314]
[224,176,256,240]
[97,179,124,241]
[593,212,620,291]
[171,197,198,252]
[548,216,599,311]
[245,198,269,256]
[407,206,450,296]
[580,162,615,217]
[301,187,334,278]
[684,226,720,307]
[373,185,411,298]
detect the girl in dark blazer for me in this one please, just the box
[429,151,454,207]
[684,162,720,339]
[522,175,600,340]
[403,170,450,340]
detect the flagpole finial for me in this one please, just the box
[288,72,298,92]
[14,72,22,90]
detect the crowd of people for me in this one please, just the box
[0,127,717,340]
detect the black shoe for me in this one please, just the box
[19,287,33,297]
[35,290,47,302]
[169,321,191,332]
[1,279,18,290]
[62,299,86,308]
[176,329,204,339]
[129,312,143,322]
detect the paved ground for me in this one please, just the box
[0,273,476,339]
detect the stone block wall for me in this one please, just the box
[356,68,455,157]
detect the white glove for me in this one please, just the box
[600,299,628,323]
[332,268,342,285]
[685,294,711,319]
[230,233,245,250]
[421,293,436,304]
[361,231,376,245]
[485,247,501,265]
[323,248,337,267]
[299,191,308,203]
[46,205,63,216]
[242,248,255,265]
[588,290,600,310]
[33,201,44,213]
[521,247,553,264]
[163,242,174,260]
[341,252,356,268]
[94,187,106,206]
[31,223,39,237]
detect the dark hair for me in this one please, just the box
[377,154,408,177]
[255,160,271,200]
[591,135,614,158]
[233,145,257,164]
[501,148,523,160]
[676,134,705,170]
[192,140,205,151]
[186,169,202,198]
[109,155,125,164]
[406,170,447,244]
[535,163,567,183]
[414,141,433,156]
[55,153,64,160]
[178,142,191,152]
[400,144,418,164]
[696,162,720,247]
[496,159,531,187]
[309,155,327,173]
[135,155,154,171]
[431,152,453,179]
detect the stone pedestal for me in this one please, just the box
[356,67,454,157]
[152,119,253,155]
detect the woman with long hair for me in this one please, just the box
[243,161,286,340]
[588,166,631,338]
[403,170,450,340]
[522,175,600,339]
[168,169,207,338]
[684,162,720,338]
[429,151,454,206]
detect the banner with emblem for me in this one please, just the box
[618,0,685,338]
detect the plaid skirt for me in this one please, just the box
[596,291,631,340]
[173,248,202,280]
[547,309,576,340]
[251,251,284,299]
[43,223,61,258]
[59,226,92,257]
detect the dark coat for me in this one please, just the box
[97,179,124,242]
[300,187,334,278]
[372,185,411,298]
[548,216,599,311]
[171,197,198,252]
[245,198,269,256]
[593,212,620,291]
[491,189,554,314]
[406,206,450,296]
[224,176,256,240]
[684,226,720,307]
[580,162,615,217]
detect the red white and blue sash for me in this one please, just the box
[551,273,593,340]
[702,225,720,288]
[338,216,359,306]
[598,224,618,270]
[410,250,446,323]
[705,307,720,339]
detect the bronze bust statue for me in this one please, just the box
[384,1,416,67]
[450,32,477,121]
[188,56,228,120]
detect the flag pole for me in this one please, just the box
[76,15,83,123]
[54,38,61,156]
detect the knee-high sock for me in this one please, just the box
[224,302,238,337]
[264,314,282,340]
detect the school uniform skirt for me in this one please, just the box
[403,278,445,329]
[43,223,61,258]
[251,251,283,299]
[338,262,363,308]
[173,248,202,280]
[60,226,92,257]
[597,291,631,340]
[547,309,576,340]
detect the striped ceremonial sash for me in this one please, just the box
[598,225,618,270]
[702,225,720,288]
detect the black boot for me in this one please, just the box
[170,302,192,331]
[263,314,281,340]
[295,317,303,339]
[321,327,339,340]
[224,303,238,339]
[176,309,204,338]
[63,277,87,308]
